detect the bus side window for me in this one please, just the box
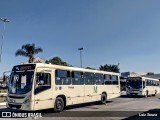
[72,71,84,85]
[151,80,153,86]
[95,73,104,85]
[84,72,95,85]
[149,80,151,86]
[34,73,51,94]
[153,81,155,86]
[104,74,111,85]
[112,75,118,85]
[55,70,71,85]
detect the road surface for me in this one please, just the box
[1,94,160,120]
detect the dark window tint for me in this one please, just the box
[72,71,84,85]
[146,80,149,86]
[149,80,152,86]
[151,80,153,86]
[147,80,152,86]
[55,70,71,85]
[95,73,104,85]
[84,72,95,85]
[157,81,159,86]
[104,74,112,84]
[112,75,118,85]
[34,73,51,94]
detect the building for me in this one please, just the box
[121,72,147,77]
[143,74,160,80]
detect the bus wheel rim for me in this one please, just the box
[57,101,62,109]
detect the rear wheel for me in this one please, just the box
[101,93,107,104]
[54,97,65,112]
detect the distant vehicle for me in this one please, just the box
[126,77,160,97]
[5,63,121,112]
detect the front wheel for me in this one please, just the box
[101,93,107,104]
[54,97,65,112]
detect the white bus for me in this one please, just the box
[5,63,120,112]
[126,77,160,97]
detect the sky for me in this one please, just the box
[1,0,160,75]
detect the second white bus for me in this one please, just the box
[126,77,160,97]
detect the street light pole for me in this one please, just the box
[0,18,9,63]
[78,47,83,68]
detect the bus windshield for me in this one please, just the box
[9,71,34,94]
[127,79,142,89]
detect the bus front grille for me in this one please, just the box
[9,95,25,99]
[8,103,21,109]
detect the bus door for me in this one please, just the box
[142,80,146,89]
[111,75,120,97]
[104,74,113,99]
[84,73,96,102]
[151,80,155,94]
[54,70,82,105]
[69,71,84,104]
[147,80,153,94]
[33,68,53,110]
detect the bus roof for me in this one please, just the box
[18,63,120,75]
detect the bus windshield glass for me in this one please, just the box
[9,71,34,94]
[127,79,142,89]
[8,64,36,94]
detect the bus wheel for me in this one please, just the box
[54,97,64,112]
[101,93,107,104]
[145,91,148,98]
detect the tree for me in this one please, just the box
[15,43,43,63]
[99,63,120,73]
[46,57,72,66]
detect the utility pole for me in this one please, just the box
[78,47,83,68]
[0,18,10,63]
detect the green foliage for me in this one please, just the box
[99,64,120,73]
[15,43,43,63]
[46,57,72,66]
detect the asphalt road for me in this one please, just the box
[1,93,160,120]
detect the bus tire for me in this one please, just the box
[54,97,65,112]
[145,91,148,98]
[101,93,107,104]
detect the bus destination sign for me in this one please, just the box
[128,77,142,80]
[12,64,36,71]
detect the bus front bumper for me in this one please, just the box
[6,101,33,111]
[127,90,143,96]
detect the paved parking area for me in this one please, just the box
[1,94,160,120]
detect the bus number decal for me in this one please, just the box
[93,86,97,93]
